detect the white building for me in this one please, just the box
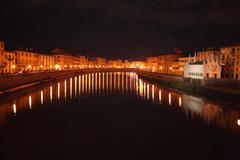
[183,53,221,79]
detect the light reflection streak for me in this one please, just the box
[13,104,16,115]
[41,90,44,104]
[85,74,87,94]
[92,73,94,94]
[29,96,32,109]
[110,72,112,93]
[50,85,53,102]
[179,97,182,107]
[82,75,85,94]
[117,72,120,92]
[106,72,109,94]
[79,75,81,95]
[75,77,77,97]
[64,79,67,100]
[152,85,155,101]
[103,73,105,93]
[122,72,124,93]
[99,73,101,93]
[159,90,162,104]
[58,82,60,99]
[95,73,97,94]
[147,84,150,100]
[143,82,146,99]
[88,74,91,94]
[70,78,73,99]
[169,93,172,105]
[114,72,116,91]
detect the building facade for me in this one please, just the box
[220,44,240,80]
[0,42,16,74]
[2,51,16,74]
[37,54,54,71]
[52,49,75,70]
[14,50,38,72]
[184,60,221,80]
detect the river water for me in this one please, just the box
[0,72,240,159]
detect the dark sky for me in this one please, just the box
[1,0,240,59]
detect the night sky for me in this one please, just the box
[1,0,240,59]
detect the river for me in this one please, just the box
[0,72,240,159]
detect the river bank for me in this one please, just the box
[137,70,240,102]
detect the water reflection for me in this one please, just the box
[57,82,60,100]
[29,96,32,109]
[40,90,44,104]
[13,104,16,115]
[0,72,240,135]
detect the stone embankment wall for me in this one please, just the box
[137,70,240,99]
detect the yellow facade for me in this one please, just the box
[90,57,106,67]
[0,51,16,74]
[0,42,16,74]
[79,55,88,67]
[37,54,54,70]
[15,50,38,72]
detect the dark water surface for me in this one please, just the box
[0,72,240,159]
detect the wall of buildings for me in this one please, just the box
[0,42,16,74]
[220,45,240,80]
[3,51,16,74]
[14,50,38,72]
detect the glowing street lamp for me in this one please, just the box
[12,65,16,69]
[55,64,60,70]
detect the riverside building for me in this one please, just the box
[220,44,240,80]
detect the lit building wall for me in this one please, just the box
[0,41,5,74]
[79,55,88,67]
[1,51,16,74]
[14,50,38,72]
[220,45,240,80]
[197,49,221,63]
[37,54,54,70]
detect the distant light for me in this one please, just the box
[13,104,16,115]
[237,119,240,126]
[12,65,16,69]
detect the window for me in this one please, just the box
[236,74,239,79]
